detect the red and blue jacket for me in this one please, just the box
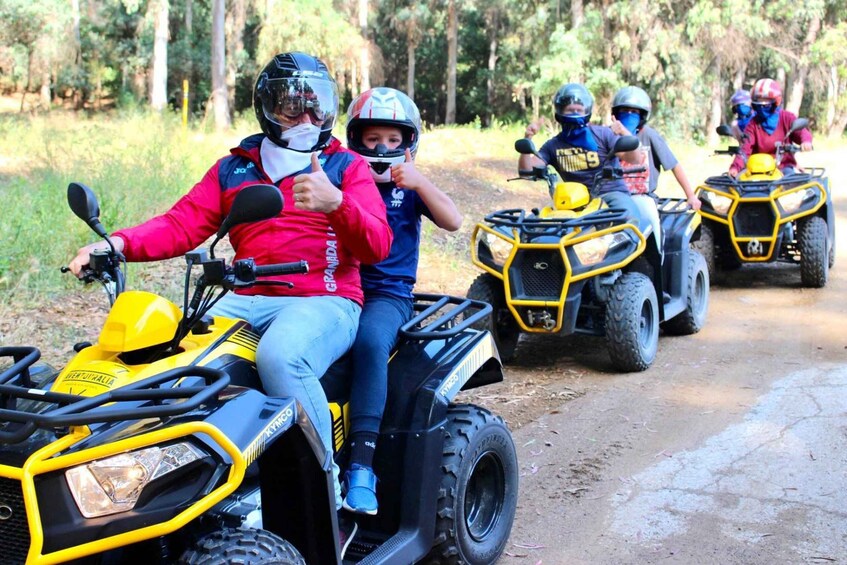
[732,110,812,172]
[113,134,392,305]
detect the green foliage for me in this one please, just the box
[0,111,242,299]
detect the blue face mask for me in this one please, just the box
[556,114,598,151]
[615,110,641,134]
[753,103,780,134]
[734,104,751,118]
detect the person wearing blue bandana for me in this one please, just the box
[520,83,641,223]
[729,78,813,177]
[729,89,755,141]
[609,86,701,254]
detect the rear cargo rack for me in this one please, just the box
[0,346,230,444]
[400,294,492,340]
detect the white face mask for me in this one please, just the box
[279,123,321,152]
[260,138,312,182]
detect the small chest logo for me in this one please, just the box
[234,163,256,175]
[391,188,404,208]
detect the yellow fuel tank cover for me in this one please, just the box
[553,182,590,211]
[740,154,780,180]
[98,290,183,353]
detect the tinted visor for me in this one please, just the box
[260,77,338,127]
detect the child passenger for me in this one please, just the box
[342,87,462,515]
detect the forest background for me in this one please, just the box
[1,0,847,143]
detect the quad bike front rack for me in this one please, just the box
[0,346,230,443]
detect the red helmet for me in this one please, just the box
[751,78,782,107]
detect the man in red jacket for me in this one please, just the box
[69,53,392,532]
[729,78,813,177]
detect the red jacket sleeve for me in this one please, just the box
[113,160,225,262]
[326,156,392,265]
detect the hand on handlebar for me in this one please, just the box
[68,237,125,277]
[801,141,813,152]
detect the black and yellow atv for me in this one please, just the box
[696,119,834,287]
[466,137,709,371]
[0,183,518,564]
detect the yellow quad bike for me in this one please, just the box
[466,137,709,372]
[696,118,835,287]
[0,183,517,564]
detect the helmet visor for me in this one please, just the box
[260,77,338,130]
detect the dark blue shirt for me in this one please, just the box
[361,182,433,299]
[538,125,628,194]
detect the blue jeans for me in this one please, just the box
[601,190,640,226]
[349,294,414,435]
[209,292,361,509]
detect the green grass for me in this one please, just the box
[0,111,256,302]
[1,110,840,305]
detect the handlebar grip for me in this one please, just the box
[254,260,309,277]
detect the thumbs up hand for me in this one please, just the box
[292,152,342,213]
[390,148,424,191]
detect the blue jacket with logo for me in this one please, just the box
[361,182,433,299]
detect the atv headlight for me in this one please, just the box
[478,231,513,268]
[702,191,732,215]
[65,442,206,518]
[777,188,816,214]
[572,231,631,266]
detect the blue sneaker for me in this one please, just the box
[342,464,378,515]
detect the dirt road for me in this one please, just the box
[487,159,847,564]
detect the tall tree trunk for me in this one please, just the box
[406,35,416,100]
[71,0,82,108]
[483,9,500,128]
[150,0,169,111]
[40,70,51,109]
[185,0,193,111]
[571,0,584,29]
[20,50,31,113]
[825,64,837,131]
[226,0,246,114]
[732,66,746,91]
[785,15,821,115]
[826,65,847,139]
[445,0,457,124]
[705,58,722,146]
[359,0,370,92]
[211,0,231,130]
[601,0,613,68]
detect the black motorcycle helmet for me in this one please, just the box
[253,52,339,152]
[553,83,594,125]
[611,85,652,131]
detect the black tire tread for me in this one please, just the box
[424,404,518,565]
[467,273,520,362]
[604,273,659,372]
[692,222,715,275]
[662,250,710,336]
[799,216,829,288]
[179,527,305,565]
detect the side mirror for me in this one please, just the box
[716,124,734,137]
[613,135,639,153]
[210,184,283,257]
[514,138,540,157]
[789,118,809,134]
[68,182,108,238]
[217,184,283,238]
